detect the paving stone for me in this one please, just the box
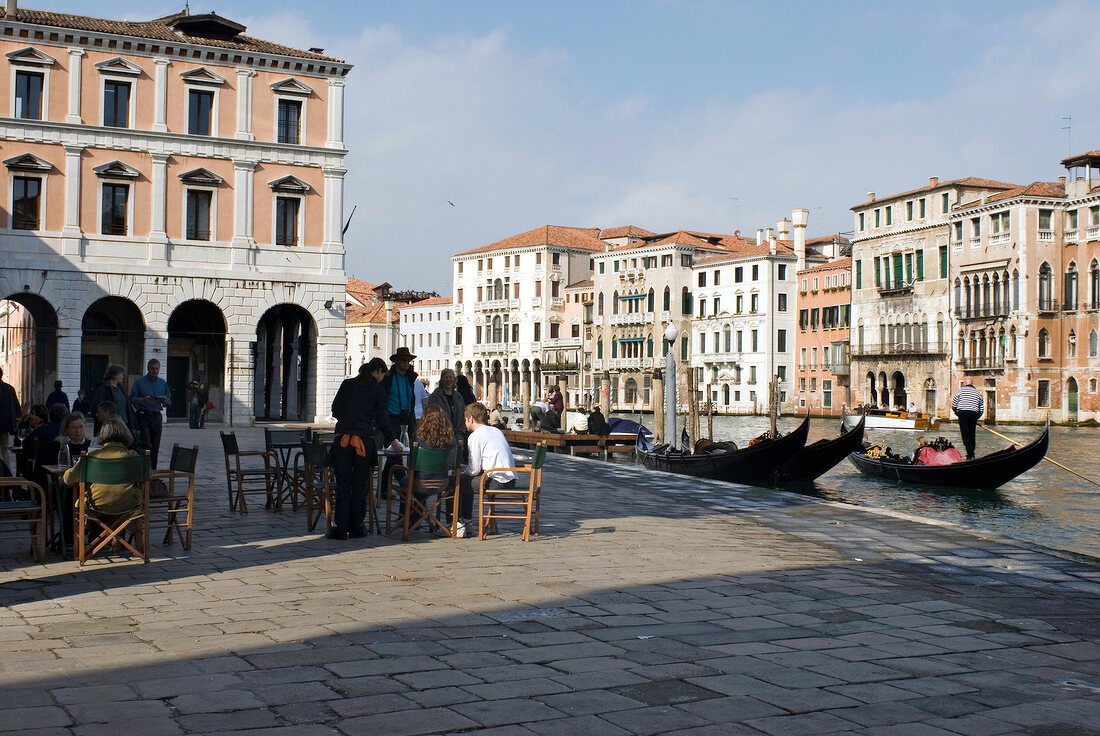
[600,705,710,736]
[340,706,479,736]
[536,689,644,715]
[524,714,632,736]
[170,690,266,714]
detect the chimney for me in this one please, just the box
[792,208,808,274]
[766,228,776,255]
[1058,175,1066,186]
[756,228,763,246]
[929,176,939,187]
[5,0,15,16]
[776,218,791,240]
[867,191,876,202]
[980,190,987,204]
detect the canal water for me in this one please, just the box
[597,411,1100,560]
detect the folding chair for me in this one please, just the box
[220,431,278,513]
[264,428,310,511]
[0,478,47,562]
[151,444,198,549]
[388,443,461,540]
[73,453,151,564]
[294,438,334,533]
[479,442,546,542]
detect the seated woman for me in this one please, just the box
[63,418,145,549]
[409,405,457,533]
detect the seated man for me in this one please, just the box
[458,403,516,539]
[540,408,561,433]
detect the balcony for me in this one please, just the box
[1038,229,1054,242]
[471,343,511,356]
[541,361,580,372]
[951,238,962,250]
[608,357,649,370]
[532,297,542,308]
[990,231,1010,246]
[829,361,850,377]
[1088,224,1100,240]
[851,341,949,359]
[659,311,671,322]
[618,268,645,281]
[551,297,564,308]
[475,298,518,312]
[541,337,581,350]
[1064,300,1079,312]
[610,312,654,326]
[1037,298,1057,314]
[876,281,914,297]
[1065,229,1079,244]
[955,305,1009,320]
[961,357,1005,373]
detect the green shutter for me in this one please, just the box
[875,258,881,286]
[916,250,924,280]
[597,340,603,359]
[940,246,948,278]
[611,340,617,358]
[893,255,903,285]
[856,260,862,289]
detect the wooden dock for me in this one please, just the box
[502,429,638,457]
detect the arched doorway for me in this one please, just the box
[1067,377,1079,424]
[255,304,315,421]
[0,293,58,405]
[878,371,890,408]
[891,371,906,410]
[923,378,936,416]
[167,300,226,421]
[865,371,877,406]
[81,297,144,396]
[624,376,638,405]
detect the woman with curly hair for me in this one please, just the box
[417,405,454,451]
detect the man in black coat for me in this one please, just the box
[0,367,18,474]
[379,347,419,487]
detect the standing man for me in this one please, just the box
[427,368,466,443]
[0,367,18,473]
[951,378,984,460]
[46,380,70,411]
[91,364,132,435]
[380,346,419,484]
[460,403,516,539]
[130,359,171,468]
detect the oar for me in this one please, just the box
[977,423,1100,489]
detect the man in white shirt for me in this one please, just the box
[413,379,429,422]
[460,402,516,537]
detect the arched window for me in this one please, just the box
[963,276,972,318]
[698,298,706,317]
[723,384,730,404]
[1009,326,1017,360]
[936,314,945,350]
[1068,330,1077,358]
[492,315,502,343]
[1091,329,1099,357]
[647,288,655,312]
[493,278,504,300]
[612,291,619,315]
[1039,262,1053,310]
[597,293,604,316]
[957,329,966,360]
[663,286,671,311]
[372,334,379,348]
[921,315,928,349]
[723,326,731,352]
[1091,260,1100,310]
[991,272,1001,315]
[1012,269,1020,311]
[954,278,962,318]
[982,275,991,317]
[1066,262,1079,311]
[681,287,692,315]
[1038,327,1050,358]
[998,328,1006,365]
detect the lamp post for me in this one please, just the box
[663,323,678,448]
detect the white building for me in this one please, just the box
[451,225,602,406]
[399,296,452,390]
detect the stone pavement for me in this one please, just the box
[1,422,1099,736]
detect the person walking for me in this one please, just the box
[46,380,70,411]
[0,367,18,474]
[90,365,133,436]
[951,378,984,460]
[130,359,171,468]
[329,358,395,540]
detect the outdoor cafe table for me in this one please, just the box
[38,464,68,555]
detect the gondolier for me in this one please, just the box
[951,379,984,460]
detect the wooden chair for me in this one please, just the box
[0,478,47,562]
[151,444,198,549]
[294,438,334,533]
[73,453,151,564]
[479,443,546,542]
[388,443,461,540]
[265,428,310,511]
[220,431,278,513]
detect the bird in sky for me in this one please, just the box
[446,201,455,207]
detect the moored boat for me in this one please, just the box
[637,414,811,487]
[847,423,1049,490]
[843,406,940,431]
[774,415,866,485]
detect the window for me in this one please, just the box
[875,209,881,227]
[698,298,706,317]
[940,245,948,279]
[188,90,214,135]
[1038,328,1050,358]
[552,252,560,265]
[101,183,129,235]
[11,176,41,230]
[735,267,743,282]
[823,380,833,408]
[907,201,914,221]
[103,80,131,127]
[185,189,212,240]
[698,272,707,287]
[777,264,786,280]
[714,270,721,285]
[571,324,580,338]
[699,333,706,353]
[752,264,759,280]
[1065,264,1079,311]
[751,329,758,352]
[681,287,692,315]
[811,347,818,369]
[598,262,605,274]
[859,212,865,231]
[886,206,892,225]
[550,322,560,339]
[1039,262,1054,310]
[457,288,463,304]
[275,196,300,245]
[776,329,786,352]
[799,309,809,330]
[511,324,518,342]
[800,348,807,369]
[14,70,43,120]
[855,260,862,289]
[953,221,963,243]
[942,192,949,213]
[1037,379,1050,408]
[777,293,787,311]
[735,295,743,313]
[661,253,672,267]
[680,336,688,361]
[1090,330,1098,357]
[750,293,759,313]
[277,99,302,143]
[919,198,926,218]
[991,211,1009,234]
[663,287,670,311]
[682,254,692,267]
[713,297,720,313]
[736,331,743,352]
[534,322,541,342]
[1068,330,1077,358]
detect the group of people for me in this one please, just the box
[328,348,515,540]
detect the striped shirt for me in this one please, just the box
[951,384,984,414]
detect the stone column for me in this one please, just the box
[226,333,255,427]
[558,377,568,429]
[600,370,611,417]
[652,368,664,442]
[149,152,169,261]
[153,58,170,133]
[232,159,256,267]
[61,145,83,254]
[521,373,531,430]
[66,48,84,124]
[235,68,256,140]
[326,79,345,149]
[322,165,346,265]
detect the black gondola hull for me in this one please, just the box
[639,414,811,487]
[846,425,1049,490]
[775,415,866,485]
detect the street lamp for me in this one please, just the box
[663,323,678,447]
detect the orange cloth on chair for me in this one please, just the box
[338,434,366,457]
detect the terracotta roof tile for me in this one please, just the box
[5,8,346,63]
[1062,150,1100,166]
[457,225,606,256]
[798,257,851,275]
[409,296,453,307]
[565,279,593,289]
[599,226,655,239]
[346,302,398,325]
[806,234,850,246]
[956,181,1066,209]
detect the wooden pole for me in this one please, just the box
[653,369,664,443]
[706,382,713,440]
[977,423,1100,489]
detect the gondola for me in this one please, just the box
[846,422,1049,490]
[637,414,811,487]
[774,415,866,485]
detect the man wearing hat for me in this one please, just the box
[381,346,419,484]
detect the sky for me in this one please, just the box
[46,0,1100,293]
